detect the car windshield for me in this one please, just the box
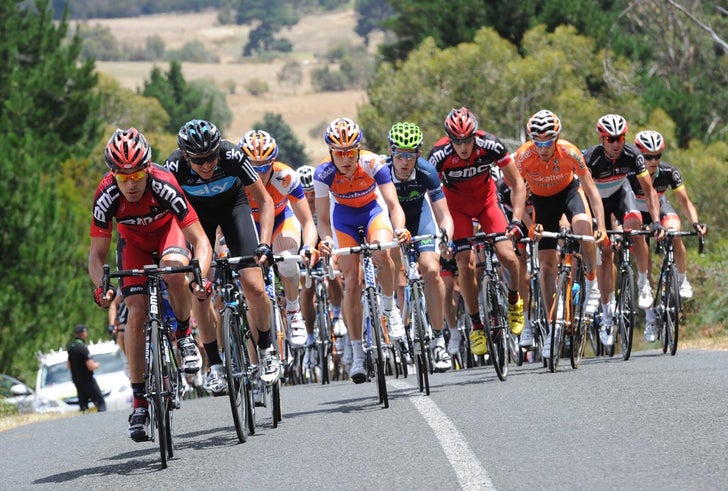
[41,350,126,387]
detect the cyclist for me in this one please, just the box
[427,107,526,357]
[513,110,607,354]
[297,164,349,371]
[630,130,708,341]
[239,130,319,349]
[164,119,279,395]
[314,117,409,384]
[89,127,213,441]
[583,114,664,346]
[386,122,455,372]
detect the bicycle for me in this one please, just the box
[537,228,592,372]
[102,258,202,469]
[211,254,259,443]
[653,229,704,355]
[520,236,549,367]
[329,228,400,408]
[465,232,516,382]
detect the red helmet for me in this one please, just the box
[104,127,152,172]
[444,107,478,139]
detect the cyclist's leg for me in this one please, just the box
[273,213,307,347]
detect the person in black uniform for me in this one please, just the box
[67,325,106,412]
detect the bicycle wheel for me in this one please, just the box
[368,290,389,408]
[528,276,548,367]
[549,275,568,373]
[222,307,247,443]
[455,295,474,369]
[149,320,168,468]
[271,378,282,427]
[317,307,332,385]
[616,266,635,361]
[162,331,179,458]
[664,265,680,356]
[410,287,431,395]
[570,275,587,369]
[482,278,508,381]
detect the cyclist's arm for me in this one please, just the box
[88,236,115,308]
[181,221,213,279]
[500,161,526,224]
[291,197,318,250]
[432,197,454,243]
[248,178,274,246]
[379,181,406,231]
[672,186,702,231]
[636,173,662,225]
[315,195,334,244]
[577,172,607,232]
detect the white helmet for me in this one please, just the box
[297,165,315,191]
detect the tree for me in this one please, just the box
[354,0,392,46]
[253,112,310,167]
[277,59,304,93]
[236,0,300,56]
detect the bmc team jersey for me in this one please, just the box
[582,143,649,198]
[90,163,198,239]
[628,161,684,214]
[513,139,589,197]
[246,161,305,233]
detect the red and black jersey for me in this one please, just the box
[90,163,199,238]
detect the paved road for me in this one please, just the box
[4,349,728,490]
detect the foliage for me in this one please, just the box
[76,23,119,60]
[166,40,220,63]
[277,59,304,93]
[354,0,392,46]
[50,0,226,19]
[310,65,350,92]
[236,0,300,56]
[244,78,271,96]
[252,113,310,167]
[141,61,231,133]
[96,73,171,132]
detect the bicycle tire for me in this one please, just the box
[271,378,282,427]
[368,289,389,408]
[411,285,431,394]
[549,275,568,373]
[570,271,587,369]
[317,304,333,385]
[222,308,247,443]
[149,320,168,468]
[455,295,474,369]
[482,278,508,381]
[665,265,680,356]
[162,331,179,458]
[529,276,548,367]
[616,266,635,361]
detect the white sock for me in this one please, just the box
[601,303,612,318]
[351,340,365,360]
[286,298,300,312]
[646,308,656,322]
[638,271,648,287]
[381,294,395,311]
[678,273,686,284]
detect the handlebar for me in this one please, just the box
[102,259,202,293]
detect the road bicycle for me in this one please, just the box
[537,228,592,372]
[330,228,400,408]
[102,258,202,469]
[520,236,549,366]
[211,254,259,442]
[465,232,518,382]
[653,229,704,355]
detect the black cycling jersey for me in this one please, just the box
[627,161,684,197]
[582,143,648,199]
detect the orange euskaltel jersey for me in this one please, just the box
[513,139,589,197]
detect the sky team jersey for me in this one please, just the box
[164,140,258,207]
[313,150,391,208]
[388,156,446,213]
[427,130,511,200]
[582,142,648,198]
[627,161,685,213]
[90,163,198,238]
[514,139,588,197]
[245,161,305,222]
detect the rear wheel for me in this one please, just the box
[271,379,282,427]
[665,265,680,356]
[222,308,247,443]
[549,276,568,373]
[529,277,548,367]
[616,267,635,361]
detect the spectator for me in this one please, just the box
[67,325,106,412]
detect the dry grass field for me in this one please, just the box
[86,8,375,161]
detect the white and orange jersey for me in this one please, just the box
[246,161,305,222]
[312,150,391,208]
[513,139,588,197]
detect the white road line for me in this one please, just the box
[390,379,496,491]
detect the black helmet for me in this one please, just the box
[177,119,221,155]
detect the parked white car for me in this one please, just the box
[0,374,36,414]
[34,340,132,413]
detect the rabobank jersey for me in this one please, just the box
[164,140,258,207]
[388,156,445,213]
[313,150,391,208]
[246,161,305,222]
[583,143,648,198]
[90,163,199,238]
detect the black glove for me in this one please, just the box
[254,242,274,265]
[651,221,665,238]
[693,222,707,234]
[506,219,525,240]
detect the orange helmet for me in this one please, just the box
[324,118,363,149]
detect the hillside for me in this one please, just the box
[86,8,377,161]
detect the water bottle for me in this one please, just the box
[572,283,581,306]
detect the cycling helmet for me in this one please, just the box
[297,165,315,191]
[104,127,152,172]
[239,130,279,162]
[388,122,424,150]
[596,114,628,137]
[177,119,221,156]
[444,106,478,140]
[527,110,561,139]
[634,130,665,154]
[324,117,363,149]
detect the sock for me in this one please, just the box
[257,331,272,350]
[677,273,686,284]
[638,271,648,287]
[432,329,443,338]
[586,271,597,282]
[585,277,597,293]
[382,294,395,311]
[351,339,365,360]
[332,305,342,318]
[307,333,316,345]
[204,341,222,366]
[646,308,656,322]
[286,299,300,312]
[470,313,483,330]
[601,303,612,318]
[176,318,191,338]
[132,383,147,408]
[507,289,519,304]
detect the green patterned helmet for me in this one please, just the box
[387,122,424,150]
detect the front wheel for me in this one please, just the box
[482,279,508,381]
[222,308,247,443]
[149,320,168,468]
[369,290,389,408]
[616,267,635,361]
[664,265,680,356]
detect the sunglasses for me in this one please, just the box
[644,153,662,161]
[188,152,217,165]
[113,169,147,182]
[603,135,625,144]
[450,136,474,146]
[331,148,359,159]
[533,138,556,149]
[251,161,273,173]
[392,150,418,161]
